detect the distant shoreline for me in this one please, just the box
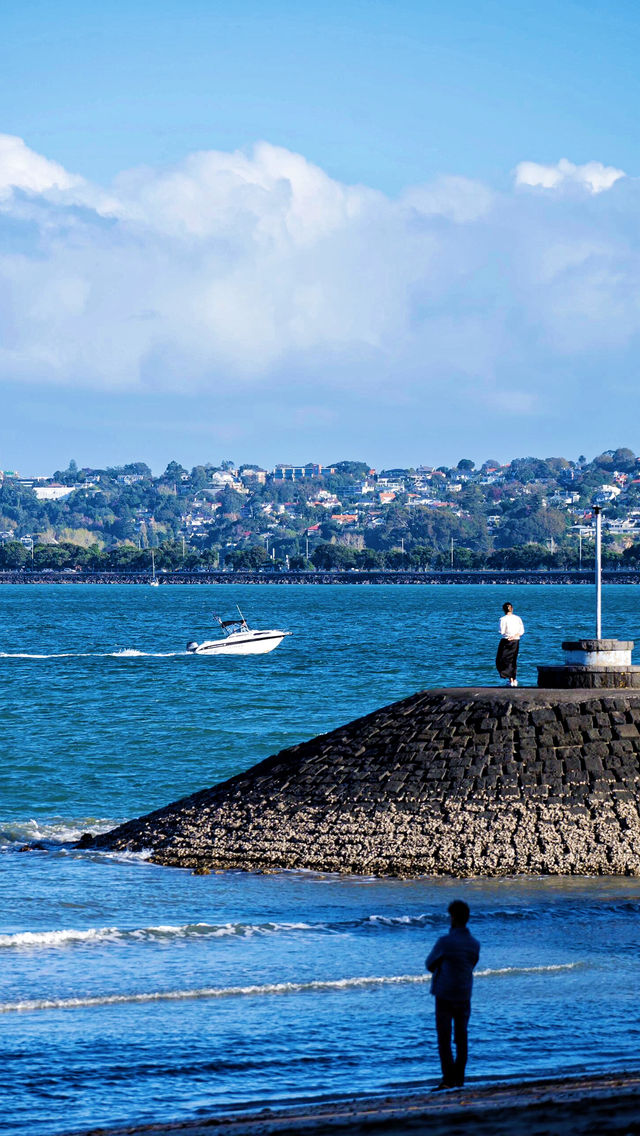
[0,569,639,585]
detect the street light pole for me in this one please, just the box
[594,506,602,639]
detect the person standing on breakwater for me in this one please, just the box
[426,900,480,1091]
[496,601,525,687]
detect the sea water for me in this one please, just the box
[1,584,640,1136]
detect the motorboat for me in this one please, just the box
[186,610,290,656]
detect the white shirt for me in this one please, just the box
[499,613,524,640]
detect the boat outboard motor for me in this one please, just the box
[186,641,199,653]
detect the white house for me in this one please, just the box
[32,484,77,501]
[592,485,622,505]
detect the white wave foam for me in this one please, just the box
[0,927,119,949]
[0,963,582,1014]
[367,914,429,926]
[475,963,580,977]
[99,848,153,863]
[0,919,320,950]
[0,817,121,845]
[0,974,429,1013]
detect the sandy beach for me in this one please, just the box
[66,1072,640,1136]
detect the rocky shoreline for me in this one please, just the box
[4,569,640,585]
[83,687,640,878]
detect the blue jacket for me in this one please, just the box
[426,926,480,1001]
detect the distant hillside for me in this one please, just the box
[2,448,640,571]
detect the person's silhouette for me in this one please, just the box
[496,601,525,687]
[426,900,480,1090]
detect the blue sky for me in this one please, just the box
[1,0,640,472]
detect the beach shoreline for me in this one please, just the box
[63,1071,640,1135]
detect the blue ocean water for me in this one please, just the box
[1,584,640,1136]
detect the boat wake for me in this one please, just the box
[0,964,582,1014]
[0,649,186,659]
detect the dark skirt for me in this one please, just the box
[496,638,520,680]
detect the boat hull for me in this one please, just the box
[190,632,287,656]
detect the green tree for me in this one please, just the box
[385,549,411,569]
[161,461,188,483]
[489,544,551,569]
[329,460,371,478]
[409,546,434,569]
[106,546,149,572]
[33,544,73,569]
[289,555,313,570]
[123,462,152,478]
[354,548,384,569]
[593,451,615,470]
[0,541,29,568]
[311,543,357,570]
[496,506,567,549]
[226,546,270,571]
[612,448,637,471]
[217,488,246,514]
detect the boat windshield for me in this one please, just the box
[219,618,249,636]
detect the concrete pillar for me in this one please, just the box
[538,639,640,688]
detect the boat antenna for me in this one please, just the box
[236,604,247,624]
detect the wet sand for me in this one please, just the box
[69,1071,640,1135]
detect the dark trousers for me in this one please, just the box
[435,997,471,1086]
[496,638,519,680]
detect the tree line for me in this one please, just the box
[0,538,634,573]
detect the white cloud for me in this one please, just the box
[514,157,625,194]
[401,175,494,222]
[0,134,82,199]
[0,134,638,435]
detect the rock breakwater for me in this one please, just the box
[86,688,640,877]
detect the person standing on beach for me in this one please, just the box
[496,601,525,687]
[426,900,480,1091]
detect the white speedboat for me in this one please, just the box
[186,611,290,656]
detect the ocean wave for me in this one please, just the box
[0,900,601,954]
[369,905,640,927]
[0,964,582,1014]
[0,928,119,949]
[366,914,435,928]
[475,963,580,977]
[0,817,122,846]
[0,920,323,950]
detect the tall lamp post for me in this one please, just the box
[594,506,602,639]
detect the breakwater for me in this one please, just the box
[4,569,640,584]
[86,686,640,877]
